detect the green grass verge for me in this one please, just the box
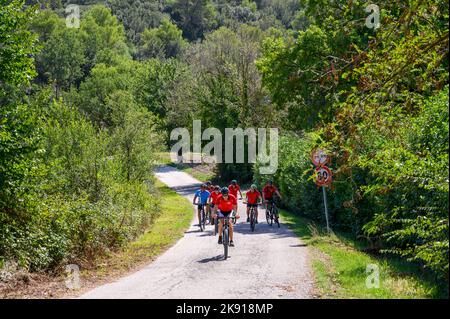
[126,180,194,258]
[280,210,447,299]
[119,180,193,265]
[174,166,215,182]
[83,179,193,279]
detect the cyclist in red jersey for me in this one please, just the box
[228,180,242,216]
[228,180,243,199]
[245,184,262,223]
[206,181,214,193]
[209,185,221,225]
[262,180,282,214]
[205,181,214,223]
[214,188,239,246]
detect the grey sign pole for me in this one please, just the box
[322,186,331,233]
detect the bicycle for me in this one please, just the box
[220,213,233,260]
[265,199,280,228]
[214,214,219,236]
[244,202,258,232]
[197,204,209,231]
[231,210,237,225]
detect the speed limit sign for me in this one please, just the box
[315,166,332,187]
[311,149,329,167]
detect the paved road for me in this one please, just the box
[80,166,314,299]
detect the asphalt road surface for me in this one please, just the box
[80,166,314,299]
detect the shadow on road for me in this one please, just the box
[232,220,299,241]
[198,255,225,263]
[290,244,308,248]
[184,229,202,234]
[171,184,202,196]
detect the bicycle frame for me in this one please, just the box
[196,204,207,231]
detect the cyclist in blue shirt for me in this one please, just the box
[193,184,211,227]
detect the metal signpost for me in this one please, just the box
[311,149,332,234]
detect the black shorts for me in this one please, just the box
[218,211,232,218]
[210,203,215,208]
[247,203,258,208]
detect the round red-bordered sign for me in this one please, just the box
[311,149,330,167]
[315,166,333,187]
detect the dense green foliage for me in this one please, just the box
[1,1,161,271]
[1,0,448,292]
[255,0,449,282]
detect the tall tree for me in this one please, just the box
[138,18,186,59]
[39,27,86,96]
[169,0,217,41]
[0,0,39,209]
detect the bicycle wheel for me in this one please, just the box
[274,207,280,228]
[266,209,271,225]
[200,208,206,231]
[250,209,256,232]
[206,208,211,225]
[214,216,218,236]
[223,226,229,260]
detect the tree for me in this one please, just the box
[169,0,217,41]
[39,27,86,96]
[139,18,186,59]
[107,90,162,182]
[182,25,277,180]
[74,58,139,126]
[28,9,65,43]
[107,0,167,44]
[80,5,130,69]
[0,0,37,87]
[0,0,39,209]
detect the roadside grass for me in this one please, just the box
[155,152,173,165]
[116,179,194,266]
[170,164,216,182]
[279,210,447,299]
[72,179,193,296]
[0,179,194,299]
[93,180,193,273]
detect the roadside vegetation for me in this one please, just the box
[1,180,193,298]
[1,0,448,297]
[280,210,447,299]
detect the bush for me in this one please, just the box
[254,132,356,230]
[360,88,449,279]
[0,98,161,272]
[255,89,449,281]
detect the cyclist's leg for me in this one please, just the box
[212,205,217,220]
[267,200,273,213]
[218,211,224,239]
[246,205,250,222]
[229,218,234,242]
[254,204,259,223]
[211,205,214,223]
[206,204,212,223]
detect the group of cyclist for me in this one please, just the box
[193,179,282,247]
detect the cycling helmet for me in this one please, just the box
[231,180,237,185]
[267,180,273,185]
[206,181,212,186]
[215,185,221,190]
[200,184,207,189]
[251,184,257,190]
[221,187,229,195]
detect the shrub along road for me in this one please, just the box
[80,166,315,299]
